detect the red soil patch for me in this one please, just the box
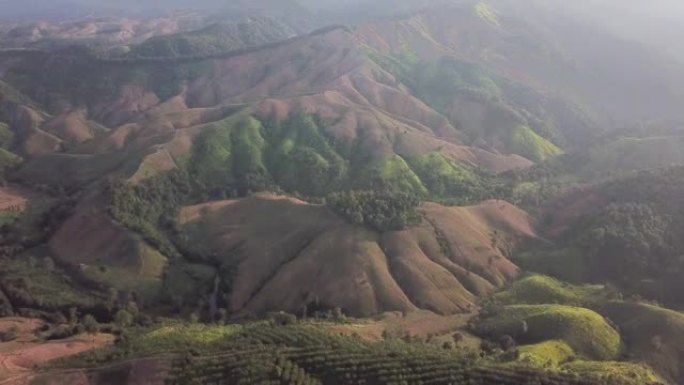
[0,186,33,212]
[0,318,114,382]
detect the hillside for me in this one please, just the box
[51,193,532,318]
[3,0,684,190]
[126,17,297,59]
[0,14,207,49]
[519,167,684,308]
[0,26,536,191]
[550,131,684,181]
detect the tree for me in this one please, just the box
[82,315,99,340]
[69,307,79,325]
[271,312,297,326]
[326,191,421,231]
[217,308,228,325]
[42,257,55,272]
[106,287,119,311]
[500,335,516,351]
[452,332,464,346]
[189,312,200,324]
[114,309,134,328]
[332,307,344,321]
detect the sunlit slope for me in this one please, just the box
[175,194,533,317]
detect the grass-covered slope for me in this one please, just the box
[367,53,570,162]
[481,275,672,383]
[495,274,607,307]
[562,361,663,385]
[517,340,575,367]
[475,304,621,360]
[508,125,562,163]
[178,113,505,203]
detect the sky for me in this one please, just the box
[2,0,684,27]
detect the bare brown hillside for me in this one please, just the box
[178,194,534,317]
[1,26,532,187]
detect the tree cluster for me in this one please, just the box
[327,190,421,231]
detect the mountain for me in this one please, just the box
[2,1,684,384]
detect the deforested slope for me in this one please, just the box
[177,194,533,317]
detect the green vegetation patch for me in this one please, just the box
[327,190,421,231]
[0,148,22,179]
[475,304,621,360]
[518,340,575,367]
[409,153,481,200]
[0,211,20,225]
[368,51,585,161]
[265,114,348,196]
[0,257,100,310]
[357,155,428,196]
[0,122,12,148]
[81,265,162,303]
[508,125,562,162]
[562,361,663,385]
[132,323,242,353]
[496,274,606,306]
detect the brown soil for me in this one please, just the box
[0,187,30,212]
[178,193,536,317]
[0,318,114,383]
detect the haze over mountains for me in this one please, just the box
[2,1,684,384]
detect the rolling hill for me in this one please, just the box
[46,192,534,317]
[2,1,684,383]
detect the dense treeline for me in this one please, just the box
[327,190,421,231]
[107,170,192,259]
[531,167,684,306]
[580,203,670,284]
